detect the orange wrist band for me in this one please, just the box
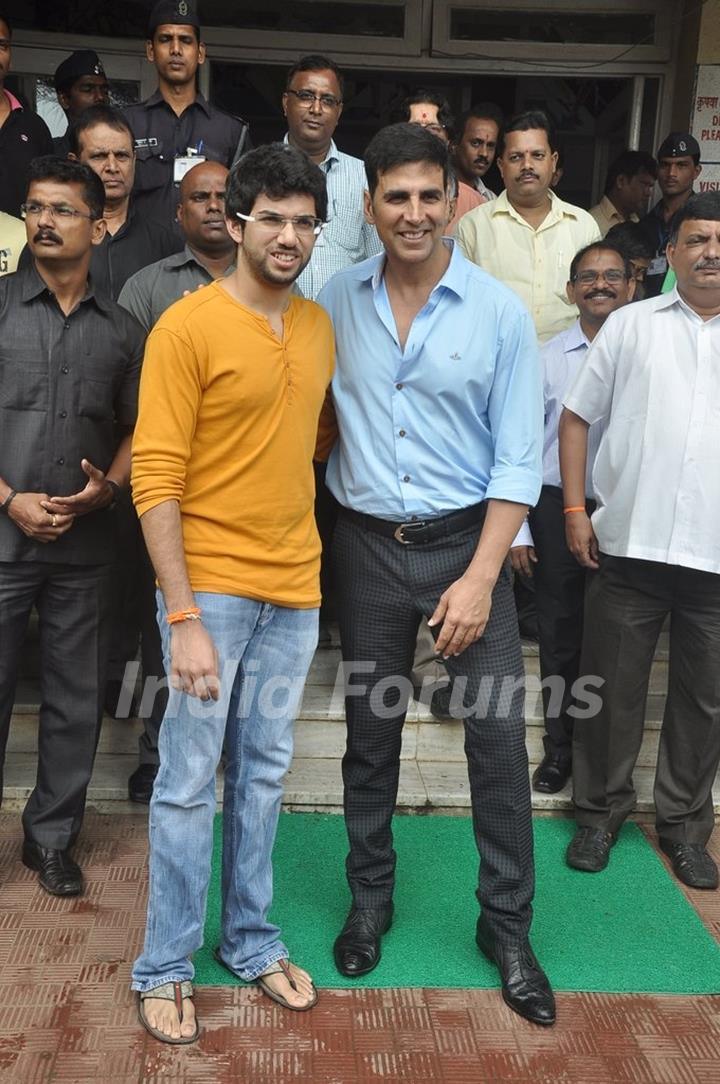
[563,506,586,514]
[166,607,202,625]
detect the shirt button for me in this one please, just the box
[59,411,67,418]
[399,429,406,437]
[402,474,410,483]
[61,366,69,374]
[396,382,403,390]
[63,322,70,330]
[56,457,65,465]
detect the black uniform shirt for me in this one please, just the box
[124,90,249,233]
[0,91,54,216]
[0,266,145,564]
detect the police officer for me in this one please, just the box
[637,132,701,298]
[53,50,109,157]
[124,0,249,233]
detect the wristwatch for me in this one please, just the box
[0,489,17,515]
[106,480,122,510]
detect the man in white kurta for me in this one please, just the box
[558,192,720,890]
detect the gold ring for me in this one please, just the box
[52,515,57,527]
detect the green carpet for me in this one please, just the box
[195,812,720,994]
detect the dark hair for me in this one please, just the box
[285,54,344,98]
[397,89,454,138]
[226,142,327,222]
[364,122,450,197]
[498,109,557,157]
[569,241,632,282]
[604,222,654,263]
[669,191,720,245]
[604,150,658,194]
[456,101,504,142]
[67,104,134,157]
[0,13,11,36]
[27,155,105,220]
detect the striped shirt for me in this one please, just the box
[285,136,383,299]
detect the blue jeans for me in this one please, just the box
[131,592,318,992]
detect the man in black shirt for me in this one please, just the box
[0,157,144,896]
[68,105,181,299]
[637,132,701,298]
[53,49,109,157]
[0,14,54,216]
[124,0,249,234]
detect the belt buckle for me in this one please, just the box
[393,520,426,544]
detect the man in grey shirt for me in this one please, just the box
[119,159,233,331]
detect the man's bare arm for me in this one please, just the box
[140,499,220,701]
[430,499,529,657]
[558,407,598,569]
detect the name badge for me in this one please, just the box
[648,256,668,276]
[173,155,206,183]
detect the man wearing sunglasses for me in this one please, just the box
[282,53,382,300]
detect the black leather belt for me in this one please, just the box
[342,501,486,545]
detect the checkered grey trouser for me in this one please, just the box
[332,513,535,940]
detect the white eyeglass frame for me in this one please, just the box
[235,211,326,236]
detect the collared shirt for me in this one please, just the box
[317,240,542,519]
[513,319,599,547]
[17,203,183,301]
[118,244,234,332]
[456,189,602,342]
[0,265,144,564]
[124,90,249,233]
[589,194,638,237]
[0,211,26,275]
[564,288,720,574]
[0,90,54,217]
[449,181,484,234]
[285,136,383,300]
[474,176,497,201]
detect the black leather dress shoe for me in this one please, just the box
[22,841,83,896]
[566,826,615,872]
[333,903,393,977]
[476,917,555,1026]
[128,763,159,804]
[532,750,572,794]
[659,839,719,889]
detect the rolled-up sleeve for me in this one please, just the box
[485,303,543,506]
[563,322,616,425]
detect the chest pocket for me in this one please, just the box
[0,352,48,411]
[78,360,115,421]
[327,200,365,255]
[134,141,169,193]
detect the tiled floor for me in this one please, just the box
[0,812,719,1084]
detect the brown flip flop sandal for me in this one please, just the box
[138,980,200,1044]
[257,958,318,1012]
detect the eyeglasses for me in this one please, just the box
[21,202,96,221]
[235,211,325,237]
[286,88,342,110]
[571,269,628,285]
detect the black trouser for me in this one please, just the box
[529,486,595,757]
[0,560,112,849]
[333,512,535,942]
[574,554,720,843]
[314,460,339,622]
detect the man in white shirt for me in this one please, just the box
[457,110,600,342]
[559,192,720,890]
[510,242,635,795]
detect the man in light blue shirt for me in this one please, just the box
[282,54,382,300]
[318,123,554,1026]
[510,241,635,796]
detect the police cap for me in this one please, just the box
[147,0,201,36]
[656,131,701,160]
[54,50,106,93]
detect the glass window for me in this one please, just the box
[203,0,405,37]
[449,9,656,46]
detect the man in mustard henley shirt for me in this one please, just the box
[130,143,334,1043]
